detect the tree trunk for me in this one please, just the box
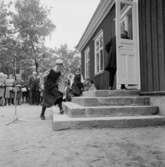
[35,58,38,73]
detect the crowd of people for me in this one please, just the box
[0,66,96,108]
[0,73,23,106]
[0,71,44,106]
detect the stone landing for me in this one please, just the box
[52,90,165,130]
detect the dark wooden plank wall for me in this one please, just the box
[81,5,116,89]
[139,0,165,92]
[81,52,85,77]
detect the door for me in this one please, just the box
[116,0,140,89]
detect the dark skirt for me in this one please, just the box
[42,86,63,108]
[42,69,63,107]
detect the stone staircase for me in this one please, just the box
[52,90,165,130]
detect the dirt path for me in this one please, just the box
[0,104,165,167]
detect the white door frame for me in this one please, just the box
[115,0,141,90]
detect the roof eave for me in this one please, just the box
[76,0,115,51]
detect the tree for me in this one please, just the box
[0,1,9,39]
[0,37,19,74]
[12,0,55,73]
[54,44,81,77]
[0,0,16,75]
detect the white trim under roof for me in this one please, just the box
[76,0,115,51]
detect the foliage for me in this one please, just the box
[0,0,80,81]
[12,0,55,73]
[0,1,15,75]
[54,44,81,77]
[0,1,9,39]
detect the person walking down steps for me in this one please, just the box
[40,59,65,120]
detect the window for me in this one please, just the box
[95,31,104,75]
[120,2,133,40]
[84,47,90,79]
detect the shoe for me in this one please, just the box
[40,115,45,120]
[108,86,113,90]
[123,86,127,90]
[63,98,66,102]
[121,84,127,90]
[60,109,64,114]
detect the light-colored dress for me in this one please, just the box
[58,73,66,93]
[88,84,97,91]
[0,77,5,97]
[5,79,14,98]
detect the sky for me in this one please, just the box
[42,0,100,50]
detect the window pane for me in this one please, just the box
[100,49,104,70]
[120,3,133,40]
[97,53,99,72]
[96,41,99,51]
[95,31,104,74]
[120,1,133,13]
[100,36,103,48]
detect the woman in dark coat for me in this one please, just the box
[105,34,127,90]
[105,36,117,90]
[40,61,64,120]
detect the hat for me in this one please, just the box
[32,71,37,76]
[0,72,3,76]
[55,59,63,65]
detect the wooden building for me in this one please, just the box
[76,0,165,94]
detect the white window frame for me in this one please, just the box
[94,30,104,75]
[84,47,90,79]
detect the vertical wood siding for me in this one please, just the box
[81,52,85,77]
[81,5,115,89]
[139,0,165,92]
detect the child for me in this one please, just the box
[21,86,27,103]
[88,80,96,91]
[5,74,14,105]
[64,80,72,101]
[84,79,96,91]
[0,73,5,106]
[16,84,22,105]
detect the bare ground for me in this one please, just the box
[0,104,165,167]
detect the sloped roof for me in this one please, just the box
[76,0,114,51]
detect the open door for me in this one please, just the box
[116,0,140,89]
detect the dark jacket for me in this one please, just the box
[105,36,116,71]
[28,76,35,90]
[43,69,63,107]
[71,74,84,96]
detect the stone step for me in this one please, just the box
[52,114,165,130]
[63,102,159,117]
[83,90,140,97]
[72,96,150,106]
